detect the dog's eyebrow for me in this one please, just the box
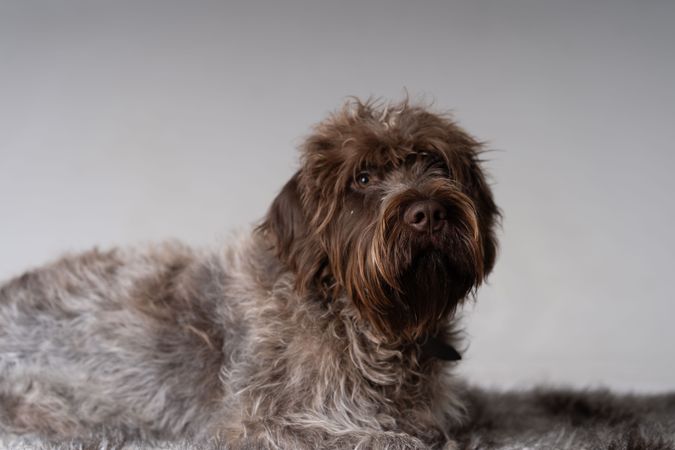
[350,163,378,177]
[402,150,444,166]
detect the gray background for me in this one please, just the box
[1,1,673,392]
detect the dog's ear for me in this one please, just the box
[259,172,327,292]
[466,157,500,277]
[432,118,501,278]
[434,117,500,279]
[262,172,306,258]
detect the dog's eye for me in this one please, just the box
[351,170,381,191]
[355,172,370,187]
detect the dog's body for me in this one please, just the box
[0,99,499,449]
[0,236,463,448]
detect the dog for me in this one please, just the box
[0,98,499,449]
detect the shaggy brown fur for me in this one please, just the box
[263,100,498,342]
[0,98,500,449]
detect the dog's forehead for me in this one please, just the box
[339,140,460,178]
[301,105,481,195]
[342,140,410,171]
[337,133,449,170]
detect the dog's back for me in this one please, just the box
[0,243,231,439]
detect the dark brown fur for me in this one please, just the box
[261,99,499,342]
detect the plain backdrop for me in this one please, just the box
[1,0,674,393]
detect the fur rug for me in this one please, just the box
[2,387,673,450]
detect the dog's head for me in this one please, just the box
[261,99,499,342]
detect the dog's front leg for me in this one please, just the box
[223,433,431,450]
[353,431,458,450]
[215,422,453,450]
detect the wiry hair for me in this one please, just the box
[261,98,499,341]
[0,97,499,449]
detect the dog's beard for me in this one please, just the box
[397,248,476,335]
[341,186,483,342]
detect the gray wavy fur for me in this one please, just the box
[0,236,465,449]
[2,99,672,450]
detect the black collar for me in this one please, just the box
[422,336,462,361]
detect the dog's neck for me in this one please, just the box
[325,296,462,366]
[254,233,462,363]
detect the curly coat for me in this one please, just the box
[0,99,499,449]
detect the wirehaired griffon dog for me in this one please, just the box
[0,99,499,449]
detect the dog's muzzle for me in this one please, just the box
[403,200,448,234]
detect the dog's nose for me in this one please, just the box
[404,200,447,233]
